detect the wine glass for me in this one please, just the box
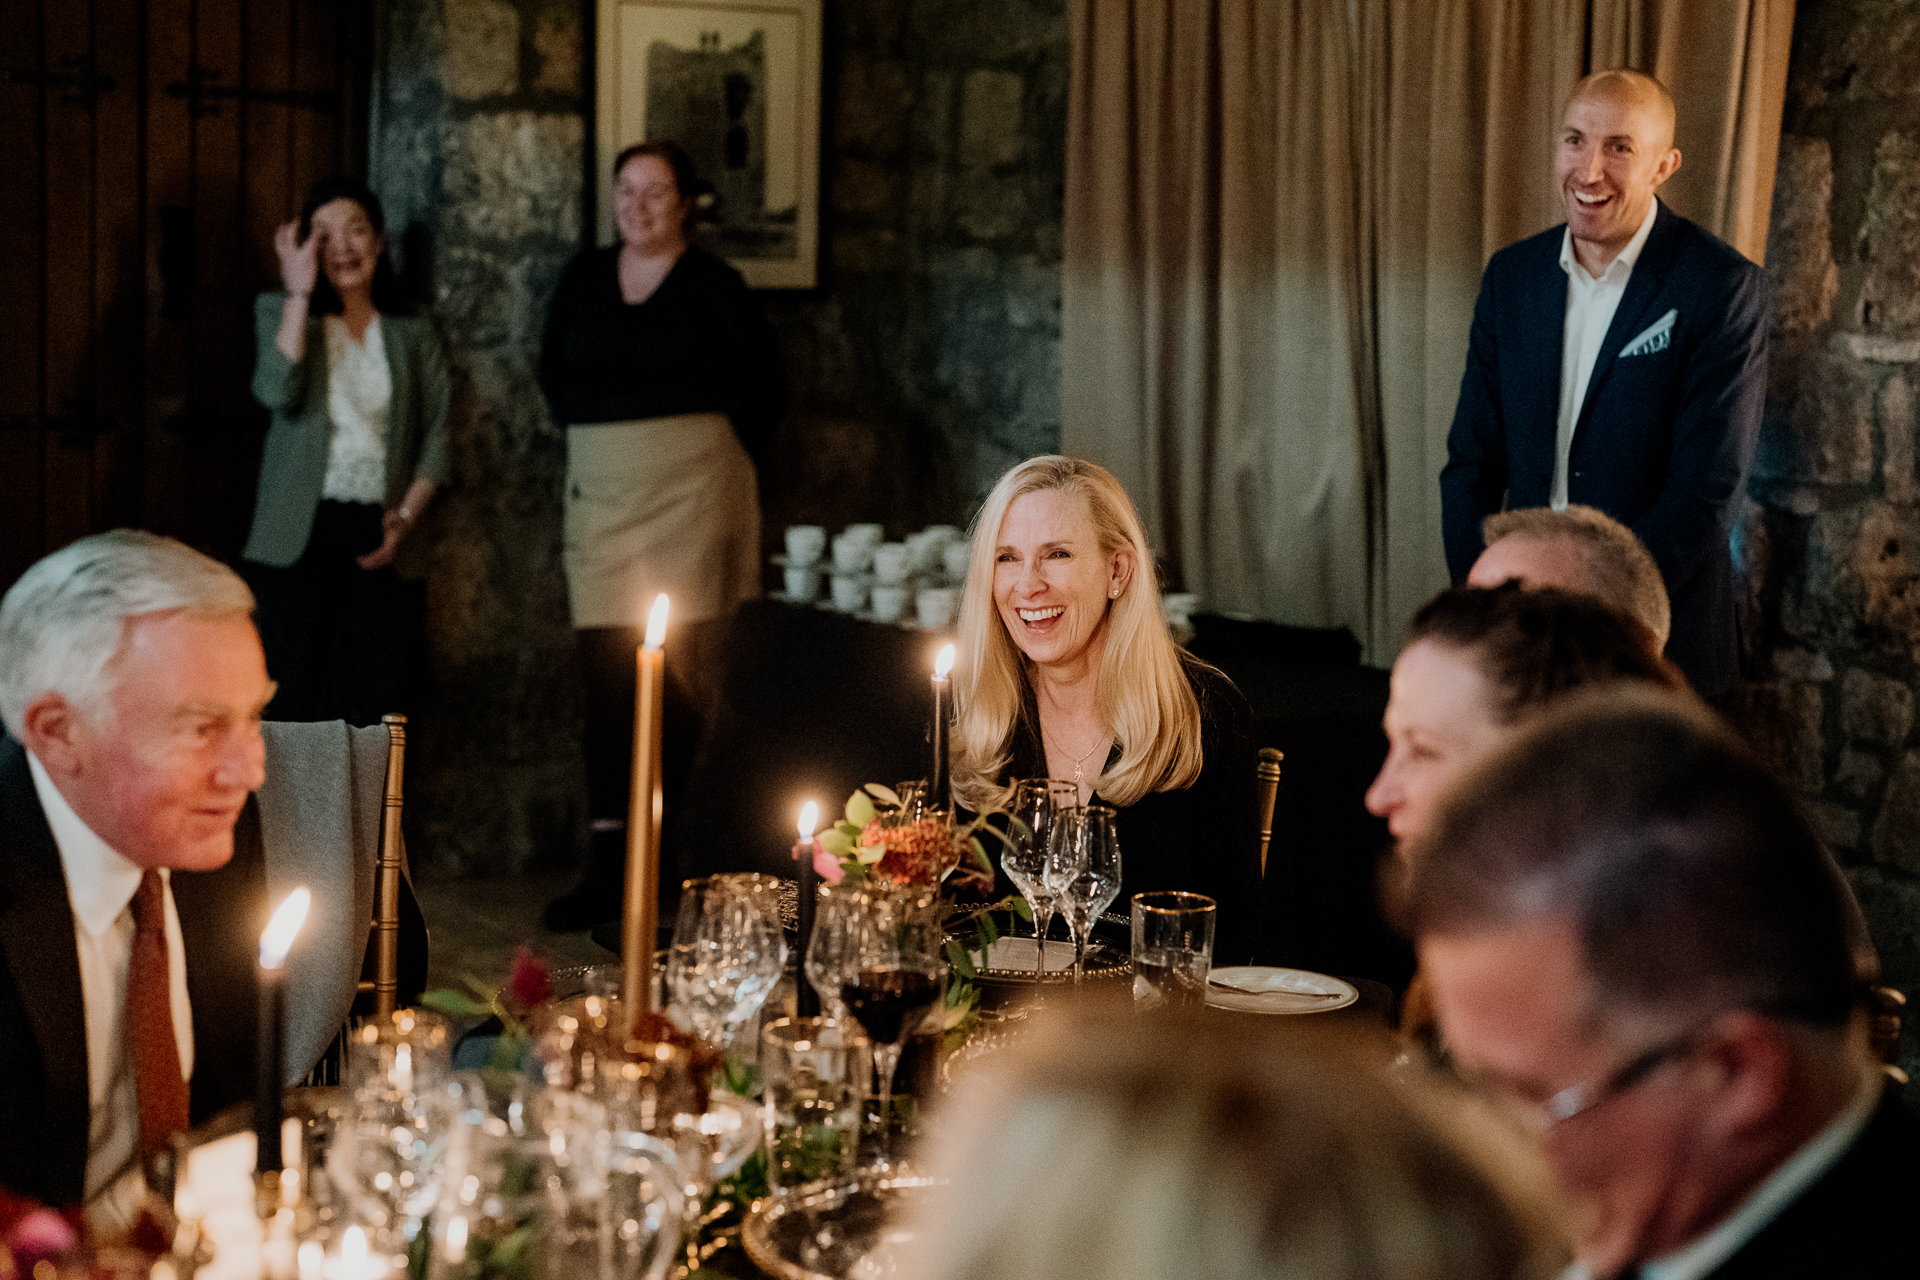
[804,881,865,1020]
[1002,778,1077,979]
[667,874,789,1051]
[1047,804,1123,984]
[837,884,944,1171]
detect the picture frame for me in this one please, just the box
[595,0,822,289]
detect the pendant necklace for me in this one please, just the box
[1048,726,1110,791]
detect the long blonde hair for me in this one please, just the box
[951,456,1203,810]
[908,999,1570,1280]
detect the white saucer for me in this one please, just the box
[1204,966,1357,1015]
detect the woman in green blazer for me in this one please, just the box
[244,176,450,725]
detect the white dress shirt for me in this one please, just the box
[1552,200,1660,510]
[319,313,392,504]
[1562,1068,1883,1280]
[26,751,194,1232]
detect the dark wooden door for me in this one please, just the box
[0,0,371,592]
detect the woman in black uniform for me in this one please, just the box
[539,139,787,928]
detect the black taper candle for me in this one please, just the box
[256,965,284,1173]
[796,839,820,1017]
[931,645,954,811]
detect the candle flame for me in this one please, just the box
[798,801,819,839]
[644,594,669,650]
[934,644,955,678]
[259,887,311,969]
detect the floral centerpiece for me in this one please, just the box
[802,784,1029,1047]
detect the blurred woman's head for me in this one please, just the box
[909,1000,1569,1280]
[298,175,399,313]
[952,456,1202,809]
[613,139,699,254]
[1365,582,1687,842]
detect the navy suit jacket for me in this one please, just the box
[0,736,263,1208]
[1439,201,1769,695]
[1705,1088,1920,1278]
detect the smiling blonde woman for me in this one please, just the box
[950,455,1263,963]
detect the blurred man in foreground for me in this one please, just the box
[1468,504,1670,653]
[1404,688,1914,1277]
[0,531,273,1230]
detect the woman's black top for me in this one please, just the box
[997,656,1265,965]
[538,244,788,455]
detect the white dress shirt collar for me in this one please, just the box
[26,750,148,933]
[1560,197,1660,285]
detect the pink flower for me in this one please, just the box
[508,948,551,1007]
[813,844,844,883]
[9,1208,77,1262]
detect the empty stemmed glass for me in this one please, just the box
[837,883,944,1170]
[1046,803,1123,984]
[667,874,789,1052]
[804,881,865,1021]
[1002,778,1077,979]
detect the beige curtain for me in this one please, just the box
[1062,0,1376,643]
[1064,0,1794,662]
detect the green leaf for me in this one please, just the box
[973,821,1018,853]
[846,790,877,828]
[864,783,902,807]
[979,913,999,949]
[969,836,994,874]
[817,828,854,859]
[1010,895,1033,921]
[420,988,487,1017]
[945,937,978,979]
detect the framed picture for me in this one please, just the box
[595,0,822,289]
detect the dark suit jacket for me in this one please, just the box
[243,295,451,578]
[0,736,264,1208]
[1706,1088,1920,1278]
[1439,201,1770,695]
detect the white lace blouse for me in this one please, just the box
[319,314,392,504]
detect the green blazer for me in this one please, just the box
[244,292,451,577]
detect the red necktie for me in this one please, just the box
[128,868,189,1160]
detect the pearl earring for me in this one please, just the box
[1110,587,1119,597]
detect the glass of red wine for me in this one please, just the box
[837,882,945,1171]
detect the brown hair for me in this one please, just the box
[1405,582,1687,726]
[1404,687,1867,1028]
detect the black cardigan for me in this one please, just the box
[997,657,1264,965]
[538,244,788,457]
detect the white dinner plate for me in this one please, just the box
[1203,966,1358,1015]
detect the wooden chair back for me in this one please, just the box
[356,713,407,1017]
[1257,747,1284,876]
[1870,983,1907,1088]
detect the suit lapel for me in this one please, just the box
[1519,237,1570,440]
[379,315,412,501]
[1576,200,1680,429]
[0,737,93,1205]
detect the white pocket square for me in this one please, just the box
[1620,308,1678,357]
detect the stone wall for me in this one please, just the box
[1733,0,1920,1077]
[371,0,590,876]
[759,0,1068,532]
[367,0,1067,874]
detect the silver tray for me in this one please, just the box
[744,1174,939,1280]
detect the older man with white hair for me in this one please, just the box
[0,530,274,1227]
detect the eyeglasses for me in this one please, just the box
[1445,1029,1701,1134]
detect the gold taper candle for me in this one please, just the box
[624,593,670,1013]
